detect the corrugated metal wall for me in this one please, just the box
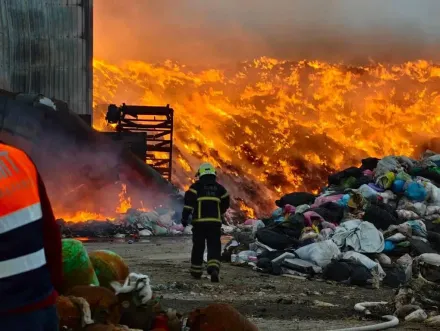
[0,0,93,115]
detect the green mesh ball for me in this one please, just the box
[62,239,99,292]
[89,250,129,289]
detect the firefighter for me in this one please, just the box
[181,163,230,283]
[0,141,63,330]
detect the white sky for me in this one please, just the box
[95,0,440,64]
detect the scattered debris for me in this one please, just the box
[222,152,440,327]
[313,300,338,307]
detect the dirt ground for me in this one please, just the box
[84,236,431,331]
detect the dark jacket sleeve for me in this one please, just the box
[182,184,198,221]
[219,185,230,215]
[38,173,63,294]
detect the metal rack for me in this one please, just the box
[106,103,174,181]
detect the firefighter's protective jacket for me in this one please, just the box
[182,175,230,223]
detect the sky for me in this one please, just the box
[94,0,440,65]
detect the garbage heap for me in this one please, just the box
[58,208,193,239]
[58,206,237,240]
[223,152,440,314]
[59,239,258,331]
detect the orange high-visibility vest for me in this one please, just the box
[0,143,53,311]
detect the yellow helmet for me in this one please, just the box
[196,162,216,178]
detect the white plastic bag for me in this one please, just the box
[237,250,257,263]
[222,225,235,234]
[397,254,413,267]
[374,156,401,179]
[387,233,407,242]
[139,229,153,237]
[405,309,427,322]
[357,184,378,199]
[426,182,440,204]
[377,253,392,266]
[252,220,265,234]
[137,211,160,229]
[342,251,386,280]
[417,253,440,266]
[332,220,384,253]
[295,240,340,268]
[158,211,174,227]
[183,225,193,235]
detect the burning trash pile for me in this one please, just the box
[58,207,193,239]
[223,151,440,326]
[93,57,440,218]
[58,239,258,330]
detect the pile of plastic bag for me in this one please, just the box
[223,151,440,290]
[58,208,193,239]
[121,209,189,236]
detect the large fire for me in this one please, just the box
[90,57,440,218]
[54,183,133,223]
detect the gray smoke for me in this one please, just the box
[94,0,440,65]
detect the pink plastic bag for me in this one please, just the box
[171,224,184,232]
[283,204,296,214]
[244,219,258,226]
[363,169,373,177]
[303,211,325,227]
[311,194,343,208]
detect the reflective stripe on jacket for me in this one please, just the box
[182,175,230,223]
[0,144,53,312]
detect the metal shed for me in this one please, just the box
[0,0,93,115]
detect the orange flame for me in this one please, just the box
[55,210,114,223]
[55,183,136,223]
[238,200,256,220]
[91,57,440,216]
[115,183,132,214]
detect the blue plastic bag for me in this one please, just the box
[383,240,395,252]
[406,220,427,237]
[271,208,283,219]
[338,194,350,207]
[405,182,427,202]
[392,179,406,193]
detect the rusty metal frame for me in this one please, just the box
[110,104,174,181]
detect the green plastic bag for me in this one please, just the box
[376,171,395,189]
[342,176,357,189]
[395,171,411,182]
[152,224,168,235]
[62,239,99,292]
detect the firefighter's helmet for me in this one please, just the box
[196,163,216,178]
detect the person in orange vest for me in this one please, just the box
[0,141,63,330]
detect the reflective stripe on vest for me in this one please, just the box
[0,203,42,235]
[0,249,46,279]
[192,218,222,223]
[0,145,46,278]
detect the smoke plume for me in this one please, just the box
[94,0,440,65]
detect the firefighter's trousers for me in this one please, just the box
[190,222,221,277]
